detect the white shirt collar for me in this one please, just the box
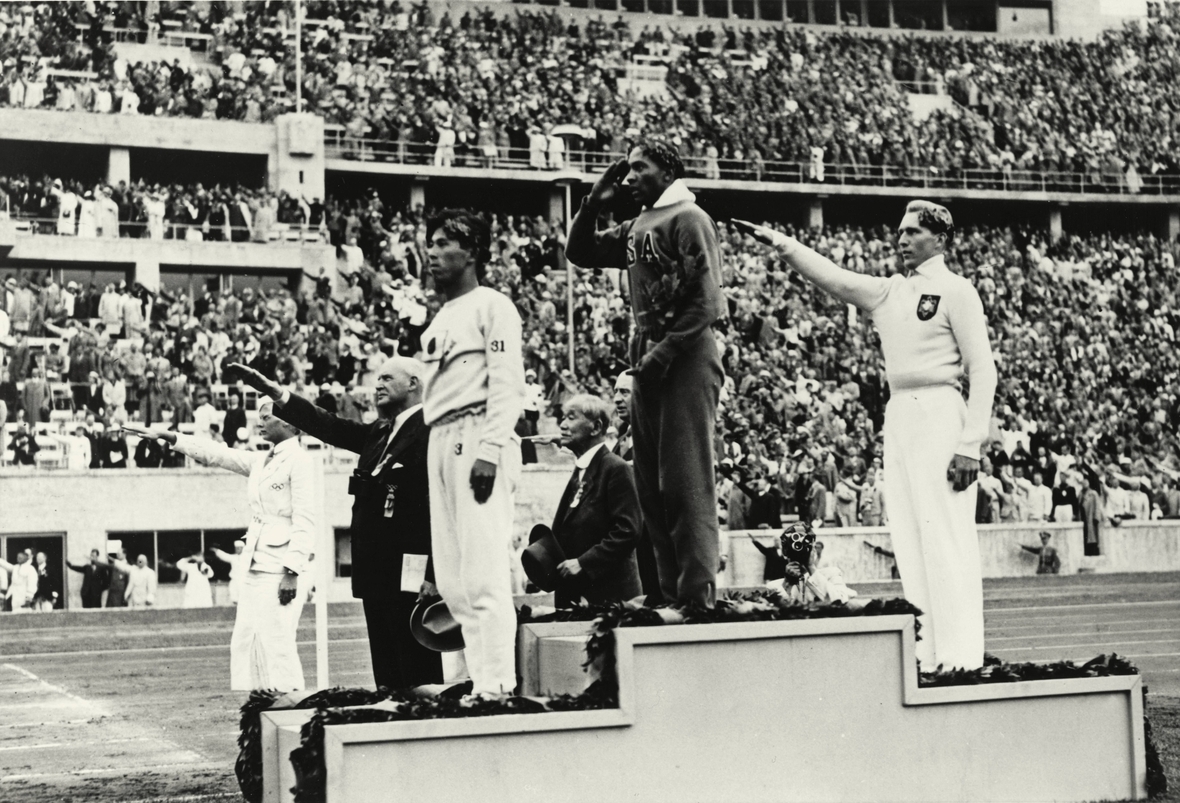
[390,403,423,439]
[911,253,948,276]
[650,179,696,210]
[272,438,301,457]
[575,441,607,470]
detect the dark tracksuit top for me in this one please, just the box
[565,182,728,607]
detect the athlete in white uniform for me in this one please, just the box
[736,202,997,671]
[419,209,526,696]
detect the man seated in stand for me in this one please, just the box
[765,522,860,607]
[532,394,642,608]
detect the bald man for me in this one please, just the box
[228,359,443,691]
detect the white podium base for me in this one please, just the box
[262,614,1147,802]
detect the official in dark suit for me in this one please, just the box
[610,371,661,604]
[229,358,443,691]
[66,549,111,608]
[537,394,641,608]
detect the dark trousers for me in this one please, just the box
[631,331,723,607]
[362,593,443,691]
[81,590,104,608]
[634,526,663,605]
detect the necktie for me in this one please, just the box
[568,467,584,508]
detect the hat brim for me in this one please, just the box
[521,525,566,592]
[410,598,464,652]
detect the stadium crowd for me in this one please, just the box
[5,183,1180,532]
[2,2,1179,185]
[0,173,325,242]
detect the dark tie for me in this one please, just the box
[561,467,582,514]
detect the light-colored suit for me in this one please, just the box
[173,435,317,690]
[1,559,38,612]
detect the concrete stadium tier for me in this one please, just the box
[262,615,1147,803]
[3,229,335,292]
[0,109,325,200]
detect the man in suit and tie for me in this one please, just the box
[229,358,442,691]
[66,549,111,608]
[535,394,641,608]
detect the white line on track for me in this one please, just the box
[0,664,96,708]
[121,794,239,803]
[0,736,154,752]
[990,644,1180,655]
[988,627,1180,642]
[0,718,94,730]
[0,761,222,782]
[986,599,1180,614]
[9,637,372,660]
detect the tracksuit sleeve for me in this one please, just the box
[477,296,526,465]
[565,199,630,268]
[950,283,998,459]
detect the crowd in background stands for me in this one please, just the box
[3,3,1180,182]
[5,181,1180,532]
[0,174,325,242]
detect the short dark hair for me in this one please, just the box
[633,139,686,180]
[904,200,955,247]
[426,209,491,279]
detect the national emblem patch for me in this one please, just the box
[916,294,941,321]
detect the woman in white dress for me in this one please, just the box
[175,554,215,608]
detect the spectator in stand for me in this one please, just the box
[2,551,38,613]
[125,554,157,608]
[170,553,215,609]
[32,551,58,611]
[98,425,129,469]
[66,549,111,608]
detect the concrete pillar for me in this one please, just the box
[1049,205,1064,244]
[549,187,566,230]
[808,198,824,229]
[409,181,427,213]
[135,258,160,293]
[107,147,130,187]
[273,113,325,200]
[1166,207,1180,242]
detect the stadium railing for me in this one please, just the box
[324,136,1180,196]
[6,216,327,243]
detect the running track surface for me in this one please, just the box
[1,572,1177,803]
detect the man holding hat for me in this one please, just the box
[419,209,526,698]
[228,357,444,691]
[736,200,996,671]
[526,394,641,608]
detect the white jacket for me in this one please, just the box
[173,435,316,575]
[1,560,38,608]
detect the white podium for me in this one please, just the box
[262,614,1147,802]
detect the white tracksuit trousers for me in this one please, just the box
[427,414,521,694]
[883,386,985,671]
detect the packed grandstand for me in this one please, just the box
[2,0,1180,534]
